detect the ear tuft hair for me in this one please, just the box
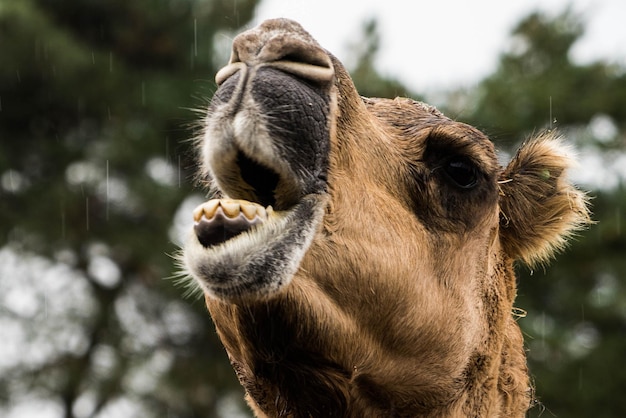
[499,132,592,266]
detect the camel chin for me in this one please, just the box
[184,195,326,302]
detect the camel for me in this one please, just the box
[182,18,590,417]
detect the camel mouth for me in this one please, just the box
[236,150,281,209]
[194,144,310,250]
[187,89,330,301]
[184,38,333,301]
[185,192,326,302]
[186,146,327,302]
[193,199,274,248]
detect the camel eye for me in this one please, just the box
[443,158,478,189]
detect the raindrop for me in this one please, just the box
[91,51,95,65]
[86,197,90,231]
[549,96,552,130]
[194,18,198,57]
[578,368,583,391]
[16,69,21,83]
[106,160,110,221]
[581,304,585,322]
[141,81,146,106]
[61,205,66,239]
[178,155,182,188]
[109,51,113,73]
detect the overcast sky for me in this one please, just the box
[253,0,626,92]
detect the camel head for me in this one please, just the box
[183,18,590,418]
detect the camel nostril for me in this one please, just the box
[215,62,245,86]
[281,52,313,65]
[216,19,335,87]
[268,47,334,85]
[215,45,334,87]
[276,46,332,70]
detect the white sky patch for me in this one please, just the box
[92,397,145,418]
[572,148,626,191]
[72,390,99,418]
[145,157,178,187]
[0,248,97,371]
[88,254,122,288]
[588,114,619,143]
[169,194,205,247]
[1,170,29,193]
[254,0,626,92]
[1,398,64,418]
[66,160,103,187]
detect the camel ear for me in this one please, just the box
[499,132,591,266]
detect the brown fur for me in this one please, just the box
[187,19,591,418]
[498,134,591,266]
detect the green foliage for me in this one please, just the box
[516,188,626,418]
[0,0,258,416]
[347,19,420,100]
[454,9,626,147]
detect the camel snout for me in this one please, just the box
[216,18,335,87]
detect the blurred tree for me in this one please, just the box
[452,9,626,147]
[0,0,258,417]
[346,19,419,100]
[444,9,626,418]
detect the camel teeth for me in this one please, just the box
[193,199,220,222]
[192,205,204,222]
[193,199,275,222]
[220,200,240,218]
[204,199,220,219]
[205,200,221,218]
[241,202,259,220]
